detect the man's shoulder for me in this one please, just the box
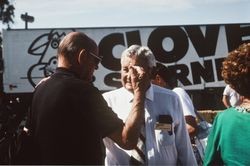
[172,87,186,94]
[102,87,125,98]
[48,73,97,94]
[223,85,231,94]
[103,87,124,93]
[152,84,178,98]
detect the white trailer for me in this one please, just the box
[2,23,250,94]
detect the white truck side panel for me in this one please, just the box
[2,24,250,93]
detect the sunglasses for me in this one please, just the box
[88,51,103,65]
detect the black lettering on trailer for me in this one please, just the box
[191,60,214,85]
[148,26,188,63]
[184,25,219,57]
[99,33,124,71]
[168,64,192,86]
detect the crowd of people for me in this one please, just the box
[13,32,250,165]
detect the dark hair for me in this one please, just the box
[151,62,177,89]
[221,43,250,98]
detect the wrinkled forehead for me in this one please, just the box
[121,56,148,69]
[121,56,136,66]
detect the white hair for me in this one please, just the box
[120,45,156,68]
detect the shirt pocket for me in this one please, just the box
[155,129,174,146]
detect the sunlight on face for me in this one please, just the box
[121,57,134,91]
[121,56,149,92]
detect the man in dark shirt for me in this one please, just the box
[26,32,147,164]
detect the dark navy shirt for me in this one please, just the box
[29,67,123,164]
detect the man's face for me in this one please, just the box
[121,55,150,92]
[79,48,101,83]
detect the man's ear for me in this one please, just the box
[78,49,87,64]
[77,49,88,64]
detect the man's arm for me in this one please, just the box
[175,98,197,165]
[185,115,197,139]
[222,95,230,108]
[173,88,197,140]
[107,66,148,150]
[108,90,145,149]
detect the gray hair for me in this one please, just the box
[120,45,156,68]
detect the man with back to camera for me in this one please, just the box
[24,32,148,164]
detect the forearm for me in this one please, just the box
[108,91,145,150]
[185,115,197,139]
[222,96,230,108]
[122,92,145,149]
[108,65,148,149]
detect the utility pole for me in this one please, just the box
[20,12,34,29]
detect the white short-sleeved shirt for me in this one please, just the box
[223,85,241,107]
[102,84,197,166]
[173,87,196,118]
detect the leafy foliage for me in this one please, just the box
[0,0,15,29]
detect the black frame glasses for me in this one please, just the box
[89,51,103,65]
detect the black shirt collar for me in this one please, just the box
[55,67,80,78]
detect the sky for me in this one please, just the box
[1,0,250,30]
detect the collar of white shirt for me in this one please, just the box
[122,84,154,102]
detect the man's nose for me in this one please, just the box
[127,70,132,78]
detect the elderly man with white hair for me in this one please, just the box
[103,45,197,165]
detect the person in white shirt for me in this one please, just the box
[151,62,197,141]
[222,84,241,108]
[102,45,197,165]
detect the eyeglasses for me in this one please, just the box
[89,51,103,65]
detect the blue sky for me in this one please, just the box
[2,0,250,29]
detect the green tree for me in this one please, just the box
[0,0,14,90]
[0,0,15,29]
